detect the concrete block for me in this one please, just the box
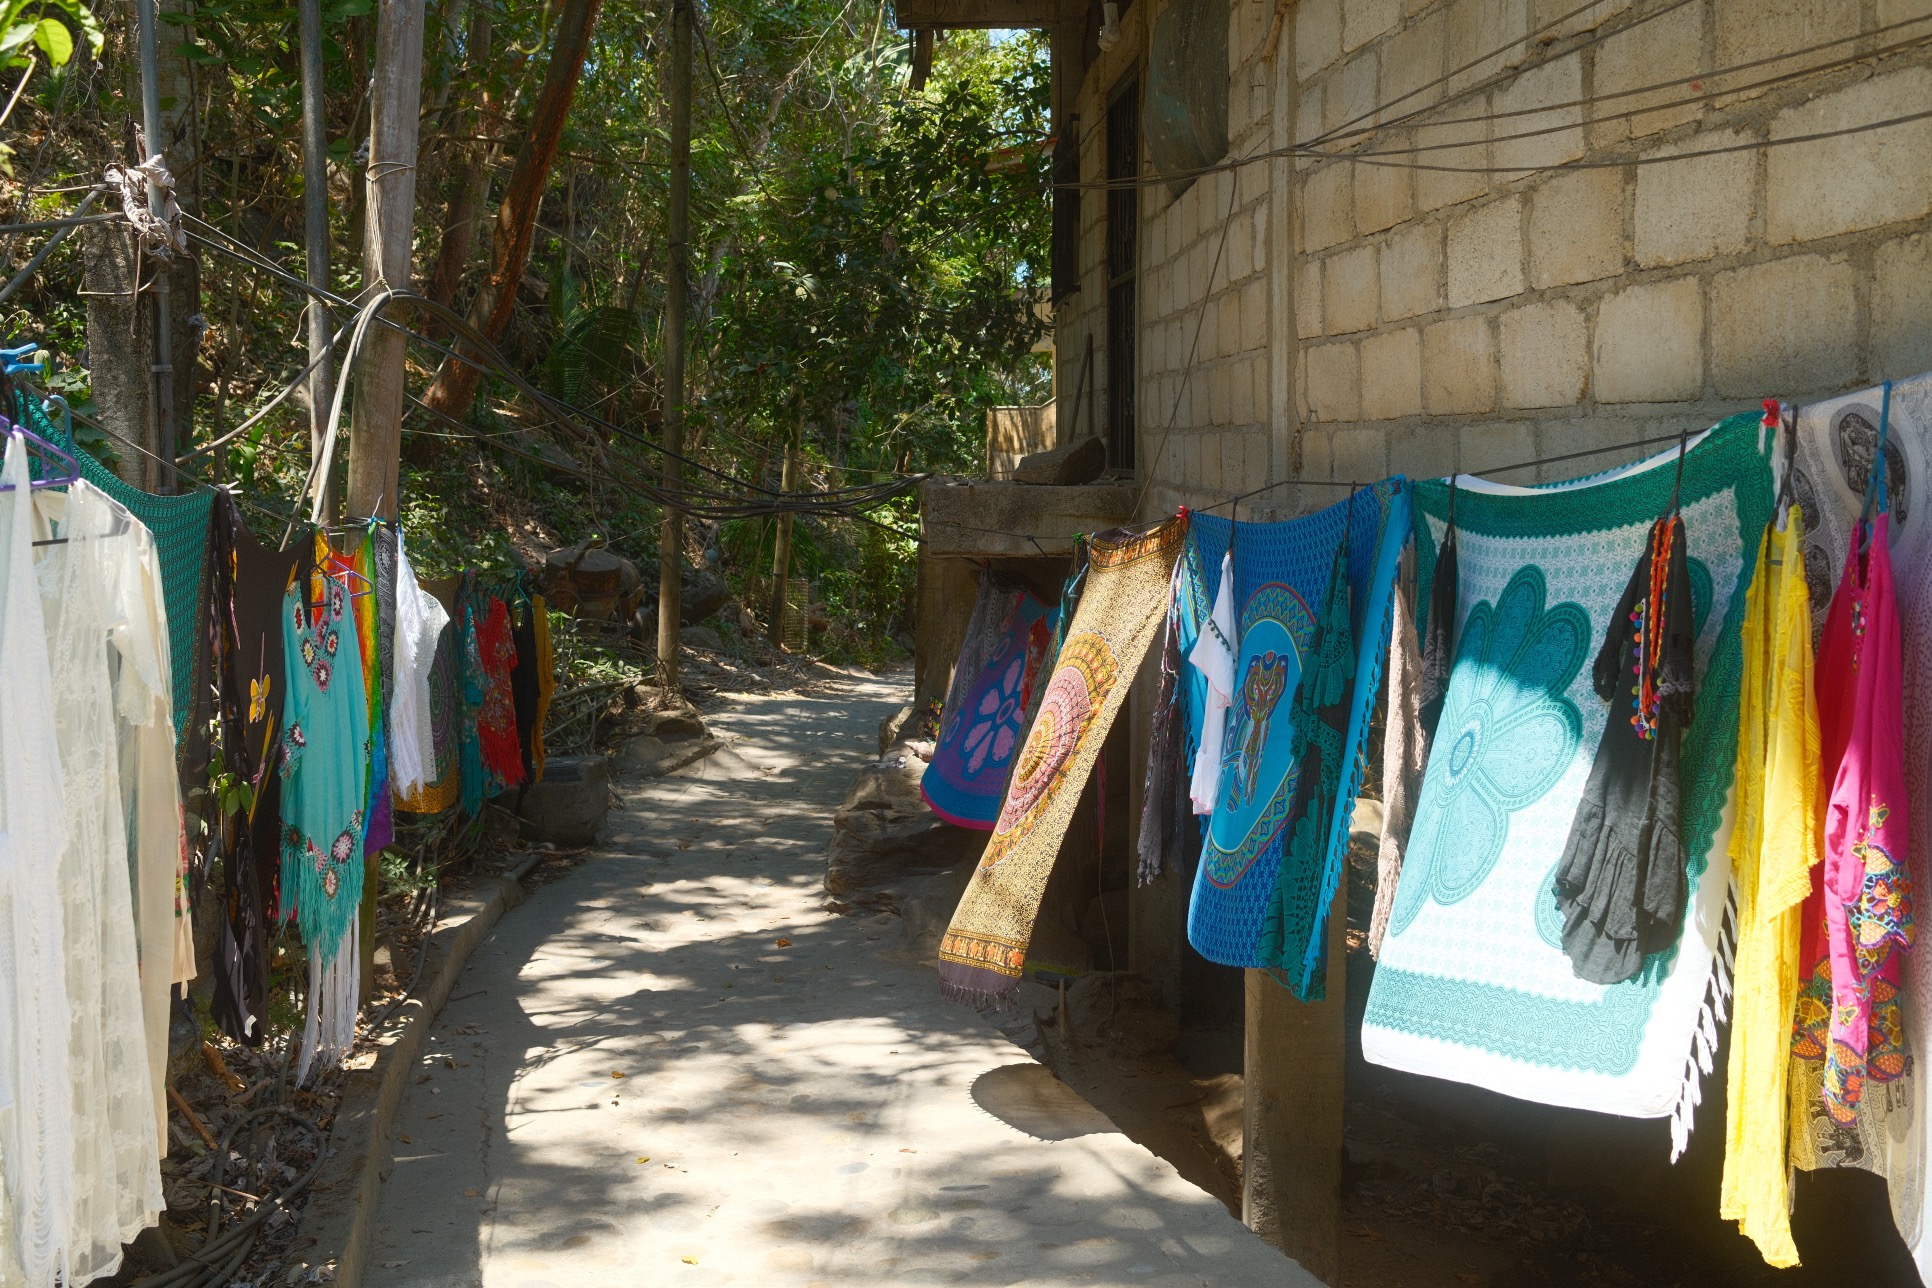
[1305,341,1362,422]
[1297,0,1344,81]
[1356,135,1415,234]
[1417,108,1490,212]
[1361,327,1423,420]
[1711,254,1858,401]
[1298,82,1325,144]
[1459,421,1538,476]
[1634,130,1757,268]
[1532,0,1633,38]
[1297,257,1325,338]
[1299,428,1334,481]
[1591,2,1705,143]
[1381,12,1445,114]
[1492,54,1583,172]
[1767,68,1932,245]
[1881,0,1932,21]
[1446,195,1524,308]
[1422,315,1496,414]
[1390,421,1458,482]
[1381,221,1444,321]
[1593,277,1703,404]
[1332,427,1389,484]
[1529,166,1624,288]
[1499,300,1588,409]
[1344,0,1404,51]
[1534,417,1650,484]
[1446,0,1530,82]
[1330,49,1380,136]
[1324,243,1380,334]
[1301,163,1355,251]
[1874,234,1932,382]
[1716,0,1859,103]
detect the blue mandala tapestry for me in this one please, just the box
[1184,480,1410,968]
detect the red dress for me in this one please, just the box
[475,596,526,792]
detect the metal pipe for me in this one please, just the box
[0,187,104,305]
[135,0,175,491]
[656,0,691,688]
[299,0,337,519]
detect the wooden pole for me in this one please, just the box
[298,0,337,519]
[348,0,426,1004]
[346,0,426,524]
[767,444,798,646]
[1242,884,1347,1282]
[656,0,691,689]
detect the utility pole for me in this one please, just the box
[656,0,691,690]
[767,442,797,646]
[347,0,426,524]
[299,0,337,518]
[134,0,175,490]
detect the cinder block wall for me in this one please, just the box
[1054,0,1932,514]
[1290,0,1932,488]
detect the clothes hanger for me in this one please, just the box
[1858,379,1893,555]
[1768,399,1798,533]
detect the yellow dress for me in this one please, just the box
[1719,511,1821,1268]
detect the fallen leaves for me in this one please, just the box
[398,1134,412,1145]
[464,1188,480,1197]
[774,937,792,948]
[636,1156,651,1164]
[681,1255,698,1265]
[414,1074,432,1085]
[610,1070,626,1079]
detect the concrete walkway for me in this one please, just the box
[365,667,1314,1288]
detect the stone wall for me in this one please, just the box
[1052,0,1932,510]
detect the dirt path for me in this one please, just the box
[364,666,1313,1288]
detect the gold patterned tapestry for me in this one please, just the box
[938,516,1185,1005]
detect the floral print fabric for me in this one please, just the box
[1792,514,1914,1125]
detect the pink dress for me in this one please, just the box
[1793,514,1916,1124]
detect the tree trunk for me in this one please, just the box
[421,0,603,421]
[423,6,492,321]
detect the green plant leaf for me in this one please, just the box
[32,16,72,65]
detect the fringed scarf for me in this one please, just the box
[939,516,1185,1006]
[1364,414,1770,1139]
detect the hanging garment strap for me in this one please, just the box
[1861,380,1894,531]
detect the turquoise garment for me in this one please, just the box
[1257,524,1358,999]
[279,541,371,963]
[32,396,211,740]
[458,589,486,820]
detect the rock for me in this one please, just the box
[679,567,730,624]
[618,731,722,777]
[878,703,915,755]
[824,738,985,895]
[1011,435,1107,486]
[896,864,975,959]
[679,624,724,652]
[517,754,611,846]
[1064,971,1179,1057]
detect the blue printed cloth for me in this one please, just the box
[1184,480,1410,967]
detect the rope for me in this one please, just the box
[104,156,186,259]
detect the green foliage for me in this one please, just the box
[3,1,1051,663]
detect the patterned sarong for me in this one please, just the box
[1183,481,1409,968]
[922,572,1059,828]
[1785,371,1932,1271]
[938,517,1185,1006]
[1364,414,1771,1130]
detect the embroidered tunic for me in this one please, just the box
[1553,515,1695,986]
[1793,515,1914,1124]
[280,537,370,1081]
[476,595,525,794]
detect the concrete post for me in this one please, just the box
[1242,886,1346,1283]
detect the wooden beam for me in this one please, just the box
[895,0,1069,30]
